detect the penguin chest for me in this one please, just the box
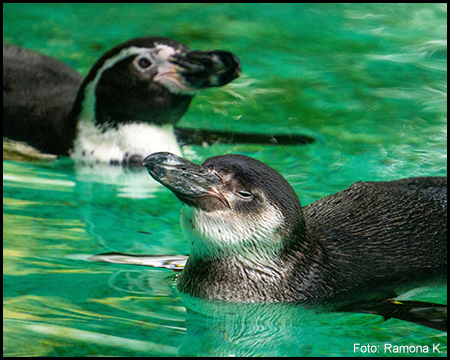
[71,120,182,165]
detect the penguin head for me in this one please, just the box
[144,152,305,260]
[74,37,241,128]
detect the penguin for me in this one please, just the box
[143,152,447,305]
[3,37,241,165]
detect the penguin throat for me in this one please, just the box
[180,205,285,263]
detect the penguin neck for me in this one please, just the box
[78,75,193,129]
[176,204,334,302]
[176,231,333,302]
[177,204,290,302]
[69,91,184,164]
[67,74,186,163]
[180,204,286,263]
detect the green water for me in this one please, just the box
[3,3,447,357]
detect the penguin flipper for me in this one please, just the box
[174,127,315,146]
[88,252,188,271]
[341,299,447,332]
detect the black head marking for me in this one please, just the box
[73,37,193,127]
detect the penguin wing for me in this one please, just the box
[339,299,447,332]
[88,252,188,271]
[174,127,315,146]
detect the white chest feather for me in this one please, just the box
[70,120,182,163]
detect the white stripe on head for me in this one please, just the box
[79,46,158,122]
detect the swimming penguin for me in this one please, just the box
[4,38,316,165]
[143,152,447,304]
[3,37,241,165]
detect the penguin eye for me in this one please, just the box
[135,56,153,70]
[236,190,253,199]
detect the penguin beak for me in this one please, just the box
[169,50,241,89]
[143,152,230,209]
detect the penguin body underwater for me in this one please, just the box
[143,152,447,304]
[3,37,242,165]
